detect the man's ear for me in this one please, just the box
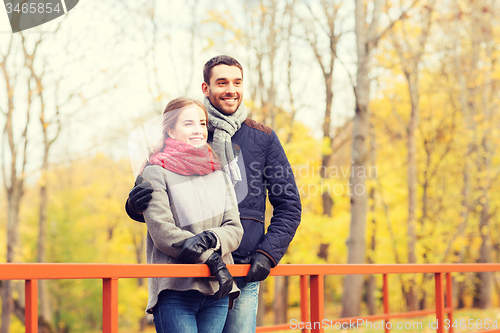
[201,82,210,97]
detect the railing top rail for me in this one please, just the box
[1,263,499,280]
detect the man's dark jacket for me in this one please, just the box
[127,118,301,266]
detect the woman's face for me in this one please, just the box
[167,105,208,147]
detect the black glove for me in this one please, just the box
[244,252,272,283]
[172,231,218,264]
[127,175,154,214]
[205,252,233,300]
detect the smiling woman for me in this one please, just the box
[138,97,210,174]
[167,104,208,147]
[133,96,243,333]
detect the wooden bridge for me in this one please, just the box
[1,263,500,333]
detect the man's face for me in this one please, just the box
[202,65,243,115]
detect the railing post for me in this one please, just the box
[383,274,390,333]
[103,278,118,333]
[446,273,453,333]
[310,274,324,333]
[25,279,38,333]
[300,275,310,333]
[435,273,445,333]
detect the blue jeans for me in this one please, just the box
[222,278,259,333]
[152,289,229,333]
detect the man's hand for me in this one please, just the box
[205,252,234,299]
[128,175,154,214]
[172,231,218,264]
[244,252,272,283]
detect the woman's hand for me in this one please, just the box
[173,231,218,263]
[205,252,233,299]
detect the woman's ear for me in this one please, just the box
[166,129,175,139]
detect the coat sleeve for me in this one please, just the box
[142,165,196,259]
[207,172,243,257]
[257,131,302,266]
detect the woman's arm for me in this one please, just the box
[142,165,195,258]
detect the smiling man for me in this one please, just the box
[202,64,243,115]
[126,55,302,332]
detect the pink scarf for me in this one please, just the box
[149,138,220,176]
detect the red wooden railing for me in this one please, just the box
[1,263,500,333]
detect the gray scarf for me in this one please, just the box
[204,97,248,184]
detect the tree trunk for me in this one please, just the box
[130,225,147,330]
[342,0,382,317]
[321,72,334,212]
[274,276,288,324]
[138,276,147,331]
[342,98,369,317]
[318,70,335,260]
[472,11,495,309]
[342,2,371,315]
[390,2,434,308]
[473,190,492,308]
[27,34,57,327]
[405,74,419,311]
[366,122,377,315]
[457,279,466,309]
[256,281,266,327]
[1,192,22,333]
[0,282,13,333]
[366,277,376,315]
[38,157,53,324]
[366,190,376,315]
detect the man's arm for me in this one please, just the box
[245,131,301,283]
[258,131,302,265]
[125,175,153,222]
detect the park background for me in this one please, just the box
[1,0,499,332]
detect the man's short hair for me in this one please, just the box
[203,55,243,84]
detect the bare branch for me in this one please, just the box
[390,98,408,131]
[371,112,404,140]
[335,55,356,88]
[20,78,33,186]
[377,176,401,263]
[372,0,421,47]
[367,0,383,42]
[415,0,435,61]
[285,0,298,144]
[302,1,330,37]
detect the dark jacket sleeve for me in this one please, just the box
[125,198,145,222]
[257,131,301,266]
